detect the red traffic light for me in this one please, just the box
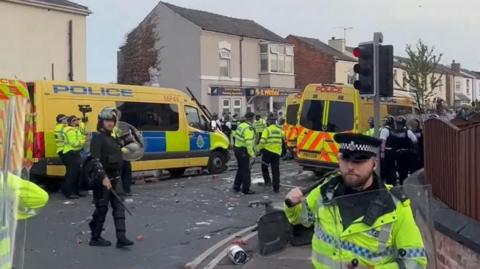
[353,47,362,58]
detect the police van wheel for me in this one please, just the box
[208,151,227,174]
[168,168,186,178]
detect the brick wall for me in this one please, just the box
[435,230,480,269]
[286,36,335,90]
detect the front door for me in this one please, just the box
[221,97,243,117]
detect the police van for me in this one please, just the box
[284,93,302,156]
[28,80,230,181]
[296,84,415,174]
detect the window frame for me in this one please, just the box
[117,101,180,132]
[185,105,208,131]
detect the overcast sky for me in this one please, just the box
[75,0,480,83]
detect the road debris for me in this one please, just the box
[136,235,145,241]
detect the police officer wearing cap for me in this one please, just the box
[88,108,134,248]
[232,112,256,195]
[285,133,427,269]
[54,114,68,164]
[379,115,396,185]
[391,116,417,184]
[61,115,86,199]
[257,113,284,193]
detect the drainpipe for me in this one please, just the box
[239,36,246,112]
[68,20,74,81]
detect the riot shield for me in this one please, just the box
[0,80,36,269]
[315,185,435,269]
[116,121,145,161]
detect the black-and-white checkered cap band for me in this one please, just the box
[340,141,379,154]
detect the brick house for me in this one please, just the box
[286,35,356,90]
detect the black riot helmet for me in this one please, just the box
[383,115,395,128]
[395,116,407,128]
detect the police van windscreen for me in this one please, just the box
[286,104,300,125]
[326,101,354,132]
[300,100,324,131]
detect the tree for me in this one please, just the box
[396,40,444,113]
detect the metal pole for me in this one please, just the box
[373,32,383,176]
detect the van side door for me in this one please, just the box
[184,105,211,165]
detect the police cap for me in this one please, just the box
[245,112,255,120]
[334,132,382,161]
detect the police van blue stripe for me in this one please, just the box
[142,131,166,153]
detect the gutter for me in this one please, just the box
[4,0,92,16]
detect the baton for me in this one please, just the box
[284,170,338,208]
[110,188,134,216]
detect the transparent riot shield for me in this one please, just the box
[116,121,145,161]
[316,185,435,269]
[0,80,35,269]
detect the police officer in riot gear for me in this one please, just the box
[379,116,396,185]
[88,108,134,248]
[409,118,424,173]
[391,116,417,184]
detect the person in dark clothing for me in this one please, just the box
[111,108,133,196]
[379,116,396,185]
[391,116,417,185]
[409,118,424,173]
[88,108,134,248]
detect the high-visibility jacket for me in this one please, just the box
[285,173,427,269]
[253,118,267,134]
[233,122,255,157]
[0,174,49,269]
[54,123,66,154]
[364,128,375,137]
[78,122,87,136]
[258,124,284,156]
[62,126,86,154]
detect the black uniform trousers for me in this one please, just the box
[395,149,411,184]
[261,149,280,192]
[89,174,126,240]
[61,150,82,197]
[233,147,251,193]
[121,161,132,194]
[381,149,396,185]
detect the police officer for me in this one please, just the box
[233,112,256,195]
[363,117,375,137]
[379,116,396,185]
[410,118,424,173]
[54,114,68,164]
[61,115,86,199]
[257,113,284,193]
[253,114,267,144]
[110,108,133,196]
[391,116,417,184]
[88,108,134,248]
[230,114,239,146]
[285,133,427,269]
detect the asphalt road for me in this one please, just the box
[21,159,316,269]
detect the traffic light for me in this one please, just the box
[379,45,393,97]
[353,44,374,95]
[353,44,394,97]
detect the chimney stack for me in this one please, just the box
[328,37,346,53]
[451,60,461,73]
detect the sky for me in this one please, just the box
[75,0,480,83]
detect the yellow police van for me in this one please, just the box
[284,93,302,155]
[296,84,415,174]
[28,80,230,181]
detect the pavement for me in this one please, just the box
[21,159,317,269]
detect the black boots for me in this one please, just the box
[116,235,134,248]
[89,237,112,247]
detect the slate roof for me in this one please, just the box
[289,35,356,62]
[32,0,89,11]
[162,2,285,43]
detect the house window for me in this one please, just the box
[455,81,461,91]
[466,80,470,94]
[220,58,230,77]
[261,43,294,74]
[219,43,231,77]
